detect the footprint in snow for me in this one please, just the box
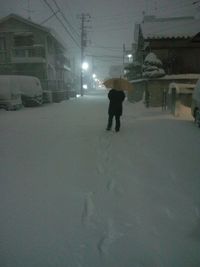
[195,206,200,218]
[107,179,124,195]
[81,192,95,226]
[97,163,105,174]
[97,219,123,255]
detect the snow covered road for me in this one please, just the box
[0,89,200,267]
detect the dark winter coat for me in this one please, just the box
[108,89,125,116]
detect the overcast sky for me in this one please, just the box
[0,0,198,79]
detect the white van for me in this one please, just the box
[0,75,43,109]
[191,79,200,127]
[0,76,22,110]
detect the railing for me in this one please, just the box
[12,46,45,58]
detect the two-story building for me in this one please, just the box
[0,13,72,99]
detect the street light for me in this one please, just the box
[83,84,88,90]
[82,62,89,71]
[127,54,133,62]
[81,61,89,96]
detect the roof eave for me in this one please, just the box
[0,13,66,50]
[144,36,192,40]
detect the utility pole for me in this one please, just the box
[122,43,125,77]
[78,13,91,96]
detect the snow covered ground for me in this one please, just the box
[0,89,200,267]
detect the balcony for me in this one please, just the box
[56,54,71,71]
[11,45,46,64]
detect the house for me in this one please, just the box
[0,14,72,101]
[127,15,200,107]
[134,15,200,75]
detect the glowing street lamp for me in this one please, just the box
[83,84,88,90]
[127,54,133,62]
[82,62,89,71]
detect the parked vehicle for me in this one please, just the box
[16,76,43,106]
[191,79,200,127]
[0,76,22,110]
[0,75,43,108]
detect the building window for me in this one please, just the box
[0,37,5,50]
[47,37,54,54]
[14,34,34,46]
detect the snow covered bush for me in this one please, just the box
[142,52,165,78]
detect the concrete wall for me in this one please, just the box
[128,76,200,107]
[128,80,146,103]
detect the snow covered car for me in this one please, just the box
[0,76,22,110]
[0,75,43,107]
[15,76,43,106]
[191,79,200,127]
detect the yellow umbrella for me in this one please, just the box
[103,77,134,91]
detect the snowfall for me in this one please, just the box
[0,89,200,267]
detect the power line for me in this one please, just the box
[90,26,134,32]
[59,0,78,25]
[89,45,122,51]
[51,0,80,40]
[86,54,122,59]
[91,20,134,30]
[40,10,60,24]
[40,0,80,40]
[91,57,122,63]
[42,0,80,48]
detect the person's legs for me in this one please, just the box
[115,115,121,132]
[106,114,114,130]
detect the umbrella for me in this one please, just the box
[103,77,134,91]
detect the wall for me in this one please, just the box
[128,80,146,102]
[128,75,200,107]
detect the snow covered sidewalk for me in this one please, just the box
[0,89,200,267]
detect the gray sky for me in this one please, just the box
[0,0,198,79]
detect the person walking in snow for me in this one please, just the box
[106,88,125,132]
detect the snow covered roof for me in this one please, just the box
[141,15,200,39]
[0,13,67,49]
